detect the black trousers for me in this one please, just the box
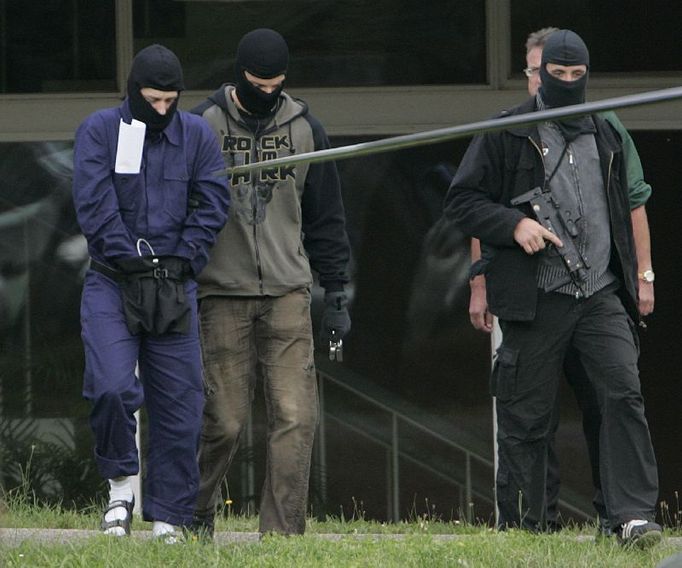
[493,285,658,530]
[545,349,606,527]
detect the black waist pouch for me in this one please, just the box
[95,256,192,336]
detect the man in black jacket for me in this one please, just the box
[469,27,656,537]
[444,29,660,548]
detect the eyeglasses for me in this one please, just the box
[523,67,540,78]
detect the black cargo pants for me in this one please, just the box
[493,284,658,530]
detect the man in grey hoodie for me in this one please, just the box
[191,28,351,536]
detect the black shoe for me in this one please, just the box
[186,512,215,542]
[617,520,662,549]
[101,497,135,536]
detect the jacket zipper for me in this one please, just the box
[528,136,547,183]
[606,151,613,196]
[605,149,619,260]
[253,137,264,294]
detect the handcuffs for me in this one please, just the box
[329,329,343,362]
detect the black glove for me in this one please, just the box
[319,291,351,344]
[115,256,192,336]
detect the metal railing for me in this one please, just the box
[233,355,592,524]
[311,356,593,523]
[312,357,495,523]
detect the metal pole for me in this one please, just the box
[115,0,134,95]
[132,364,142,515]
[485,0,510,90]
[218,86,682,176]
[391,413,400,523]
[491,318,503,528]
[315,373,328,521]
[465,453,472,524]
[385,448,392,522]
[22,218,32,415]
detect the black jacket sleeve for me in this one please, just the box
[300,113,350,292]
[443,131,526,247]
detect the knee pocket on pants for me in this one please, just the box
[491,346,519,401]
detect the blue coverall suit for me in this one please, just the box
[73,100,229,525]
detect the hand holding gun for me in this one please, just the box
[511,187,590,295]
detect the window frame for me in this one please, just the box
[1,0,681,142]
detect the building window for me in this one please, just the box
[133,0,487,89]
[511,1,682,74]
[0,1,116,94]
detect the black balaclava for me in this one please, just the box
[234,28,288,118]
[539,30,591,141]
[127,44,185,133]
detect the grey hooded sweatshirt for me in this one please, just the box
[192,84,350,297]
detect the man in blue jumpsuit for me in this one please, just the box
[72,44,229,540]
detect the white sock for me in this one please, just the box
[104,477,133,536]
[153,521,178,542]
[109,477,134,503]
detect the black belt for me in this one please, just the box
[90,258,126,282]
[90,258,184,282]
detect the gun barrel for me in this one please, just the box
[510,187,543,206]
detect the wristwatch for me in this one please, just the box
[638,269,655,283]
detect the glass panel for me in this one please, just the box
[0,141,96,506]
[0,1,116,94]
[0,141,84,418]
[2,131,681,521]
[132,0,487,89]
[511,1,682,75]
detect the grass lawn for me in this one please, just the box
[3,531,682,568]
[2,495,681,567]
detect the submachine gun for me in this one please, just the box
[511,187,590,297]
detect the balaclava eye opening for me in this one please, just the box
[127,44,185,133]
[234,28,288,118]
